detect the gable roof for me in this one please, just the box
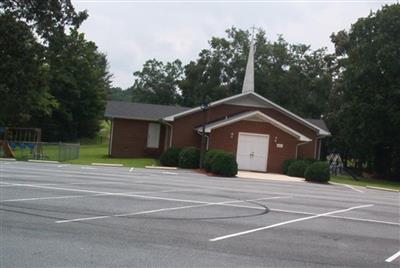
[195,111,312,142]
[305,119,329,133]
[164,91,330,136]
[105,101,191,121]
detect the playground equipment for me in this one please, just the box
[0,127,80,161]
[0,127,42,158]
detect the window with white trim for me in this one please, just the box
[147,123,160,148]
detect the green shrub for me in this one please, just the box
[178,147,200,168]
[204,149,224,172]
[287,160,309,178]
[282,159,296,174]
[159,147,182,167]
[211,152,238,177]
[303,158,317,165]
[304,161,330,183]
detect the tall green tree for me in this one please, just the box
[1,1,111,141]
[0,14,56,126]
[39,30,111,141]
[0,0,87,40]
[107,87,133,101]
[180,27,333,117]
[131,59,183,105]
[330,4,400,177]
[180,28,250,106]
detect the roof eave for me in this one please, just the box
[164,91,329,136]
[196,110,312,143]
[163,92,252,121]
[104,115,160,122]
[250,92,330,136]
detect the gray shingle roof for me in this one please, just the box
[305,119,329,133]
[105,101,191,121]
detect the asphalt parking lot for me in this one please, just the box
[1,161,399,267]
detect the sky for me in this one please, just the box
[72,0,395,89]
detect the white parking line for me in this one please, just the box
[2,193,107,202]
[0,181,124,188]
[129,168,134,172]
[81,167,96,170]
[2,181,396,227]
[343,184,364,193]
[209,204,374,242]
[55,196,287,223]
[162,172,179,175]
[0,189,180,203]
[328,215,400,226]
[385,250,400,263]
[269,208,400,226]
[2,167,147,181]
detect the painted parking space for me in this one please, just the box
[1,161,399,267]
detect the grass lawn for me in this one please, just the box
[331,175,400,191]
[65,143,158,168]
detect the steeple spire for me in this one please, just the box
[242,27,256,93]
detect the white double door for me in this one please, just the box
[236,133,269,172]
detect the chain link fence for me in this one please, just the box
[1,142,80,162]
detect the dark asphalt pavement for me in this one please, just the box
[0,161,399,267]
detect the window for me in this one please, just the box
[147,123,160,148]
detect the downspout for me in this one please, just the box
[318,138,322,160]
[196,129,210,150]
[108,118,114,156]
[295,140,310,160]
[315,137,322,160]
[161,120,174,148]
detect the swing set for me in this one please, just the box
[0,127,42,159]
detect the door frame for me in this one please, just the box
[236,132,270,172]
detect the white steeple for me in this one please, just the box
[242,29,256,93]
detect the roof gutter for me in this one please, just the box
[163,92,330,136]
[159,119,174,148]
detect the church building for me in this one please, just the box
[105,40,330,173]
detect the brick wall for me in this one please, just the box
[109,101,321,170]
[110,118,165,158]
[208,120,298,173]
[171,104,318,159]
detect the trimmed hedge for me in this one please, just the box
[204,149,224,172]
[304,158,317,165]
[159,148,182,167]
[210,152,238,177]
[287,160,309,178]
[304,161,330,183]
[282,159,296,175]
[178,147,200,168]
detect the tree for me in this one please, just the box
[180,27,333,117]
[107,87,133,101]
[180,28,249,106]
[1,1,111,141]
[330,4,400,177]
[38,30,111,141]
[0,0,87,40]
[131,59,183,105]
[0,14,56,126]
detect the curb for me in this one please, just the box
[145,166,178,170]
[28,159,60,164]
[91,163,123,167]
[0,158,16,161]
[366,186,399,193]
